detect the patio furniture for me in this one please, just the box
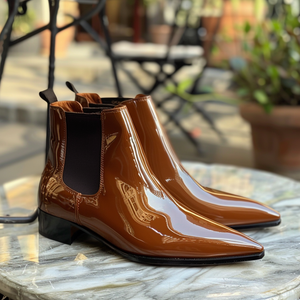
[0,0,121,93]
[110,0,224,153]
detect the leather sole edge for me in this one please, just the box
[230,218,281,230]
[38,209,265,266]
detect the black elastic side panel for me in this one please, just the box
[63,113,101,195]
[100,97,131,105]
[88,104,115,109]
[83,107,104,114]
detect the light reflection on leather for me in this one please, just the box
[105,133,118,152]
[116,179,156,226]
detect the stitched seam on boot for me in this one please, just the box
[52,106,77,223]
[75,95,89,107]
[76,193,83,225]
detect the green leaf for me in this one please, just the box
[237,88,249,97]
[267,65,279,80]
[211,45,220,55]
[262,42,271,59]
[263,103,273,114]
[272,20,282,33]
[244,21,251,34]
[165,83,177,94]
[177,78,193,95]
[254,90,269,104]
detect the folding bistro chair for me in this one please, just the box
[110,0,224,153]
[0,0,121,92]
[63,0,224,152]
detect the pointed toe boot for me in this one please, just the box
[66,82,281,229]
[38,96,264,266]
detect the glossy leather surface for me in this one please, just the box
[76,94,280,227]
[39,101,263,258]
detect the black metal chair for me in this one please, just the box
[0,0,121,92]
[109,0,224,152]
[55,0,223,152]
[0,0,122,224]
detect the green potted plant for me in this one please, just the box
[233,4,300,177]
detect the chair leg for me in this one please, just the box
[0,0,20,89]
[193,103,226,141]
[118,62,149,94]
[99,7,122,97]
[0,26,13,87]
[0,0,20,42]
[0,0,39,225]
[78,19,107,51]
[47,0,60,89]
[161,103,204,154]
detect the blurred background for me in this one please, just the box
[0,0,300,185]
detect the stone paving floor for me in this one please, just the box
[0,42,253,184]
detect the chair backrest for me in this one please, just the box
[163,0,222,62]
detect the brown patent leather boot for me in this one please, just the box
[38,92,264,265]
[65,82,281,229]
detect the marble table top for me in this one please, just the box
[0,162,300,300]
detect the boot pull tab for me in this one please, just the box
[39,88,58,104]
[39,88,58,164]
[66,81,79,94]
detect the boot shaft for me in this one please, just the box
[39,100,161,222]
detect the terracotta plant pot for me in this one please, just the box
[150,25,171,45]
[240,103,300,178]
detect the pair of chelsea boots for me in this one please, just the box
[38,82,281,266]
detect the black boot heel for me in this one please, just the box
[38,209,82,245]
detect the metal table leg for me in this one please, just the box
[0,0,20,43]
